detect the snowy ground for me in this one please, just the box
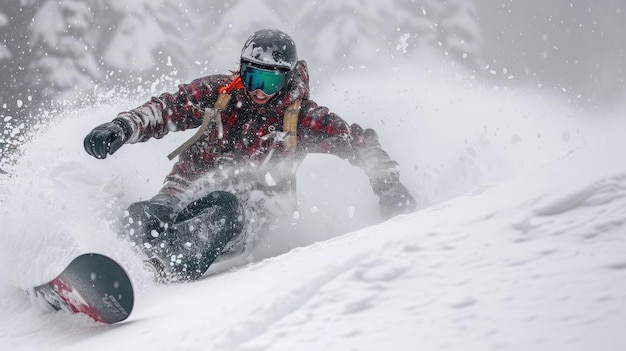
[1,58,625,350]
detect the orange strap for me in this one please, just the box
[167,77,242,160]
[220,75,245,95]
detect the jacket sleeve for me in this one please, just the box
[114,75,229,143]
[297,100,402,196]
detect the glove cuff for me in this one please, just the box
[112,118,133,142]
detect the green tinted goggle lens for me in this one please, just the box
[241,63,287,95]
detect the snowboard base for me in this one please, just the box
[33,253,134,324]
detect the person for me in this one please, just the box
[83,29,416,283]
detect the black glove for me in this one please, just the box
[378,182,417,219]
[84,119,131,159]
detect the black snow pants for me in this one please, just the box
[123,191,244,282]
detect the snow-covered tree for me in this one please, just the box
[0,11,10,61]
[2,0,485,121]
[188,0,484,74]
[435,0,483,69]
[26,0,196,101]
[0,0,198,164]
[27,0,102,99]
[393,0,483,70]
[186,0,285,75]
[0,2,38,163]
[0,3,36,107]
[289,1,400,67]
[101,0,196,83]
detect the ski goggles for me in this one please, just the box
[240,62,289,96]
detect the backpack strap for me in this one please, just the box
[167,93,230,160]
[166,76,244,161]
[281,98,302,213]
[167,75,302,161]
[283,99,302,151]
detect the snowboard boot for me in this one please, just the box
[150,191,245,282]
[121,195,177,253]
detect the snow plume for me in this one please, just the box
[0,55,606,286]
[0,56,625,350]
[302,54,598,227]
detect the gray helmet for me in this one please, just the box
[240,29,298,70]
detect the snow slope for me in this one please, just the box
[1,59,625,350]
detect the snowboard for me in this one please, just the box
[33,253,134,324]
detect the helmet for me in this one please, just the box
[240,29,298,96]
[240,29,298,70]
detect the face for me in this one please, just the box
[240,61,289,105]
[248,89,275,105]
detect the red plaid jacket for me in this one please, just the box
[116,61,401,205]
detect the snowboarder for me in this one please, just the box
[83,29,416,283]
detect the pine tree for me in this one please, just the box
[99,0,196,91]
[288,1,400,68]
[27,0,102,100]
[0,2,38,164]
[0,0,197,164]
[0,10,10,61]
[394,0,484,70]
[26,0,196,102]
[435,0,483,70]
[171,0,487,78]
[186,0,284,75]
[195,0,484,74]
[0,3,37,110]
